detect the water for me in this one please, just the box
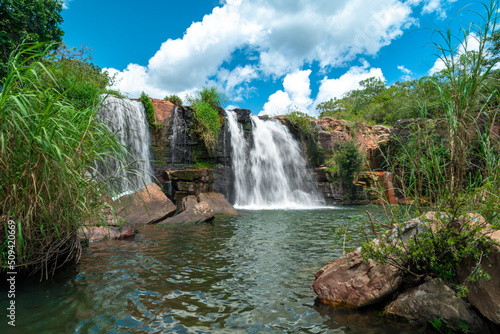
[226,111,324,210]
[95,96,154,199]
[0,207,420,334]
[170,106,189,166]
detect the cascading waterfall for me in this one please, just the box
[169,106,189,166]
[96,95,154,199]
[226,110,325,209]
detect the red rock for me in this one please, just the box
[313,250,403,308]
[197,192,237,215]
[79,225,136,243]
[115,183,177,224]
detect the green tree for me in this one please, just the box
[0,0,64,79]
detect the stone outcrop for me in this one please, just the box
[159,195,215,225]
[79,225,136,243]
[197,192,237,215]
[457,230,500,325]
[313,250,403,308]
[159,168,216,203]
[385,279,490,333]
[115,183,177,224]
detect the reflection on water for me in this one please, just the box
[0,207,426,333]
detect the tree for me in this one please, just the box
[0,0,64,79]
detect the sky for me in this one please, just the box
[61,0,490,116]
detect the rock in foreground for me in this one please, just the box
[159,195,215,225]
[313,250,403,308]
[116,183,177,225]
[197,192,237,215]
[385,279,490,333]
[79,225,136,243]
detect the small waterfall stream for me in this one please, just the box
[226,110,324,209]
[96,95,154,199]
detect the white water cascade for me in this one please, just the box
[226,111,325,209]
[96,96,154,199]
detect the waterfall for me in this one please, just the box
[170,106,188,166]
[226,111,325,209]
[96,95,154,199]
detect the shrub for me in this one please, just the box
[164,94,183,106]
[192,101,222,153]
[139,91,162,130]
[326,141,364,186]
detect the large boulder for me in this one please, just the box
[79,225,136,243]
[457,230,500,325]
[115,183,177,225]
[385,279,490,333]
[313,250,403,308]
[159,195,215,225]
[197,192,237,215]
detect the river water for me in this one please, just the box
[1,207,422,333]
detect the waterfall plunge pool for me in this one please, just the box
[1,207,419,334]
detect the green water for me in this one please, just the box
[1,207,426,333]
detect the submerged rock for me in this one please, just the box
[313,250,403,308]
[115,183,177,225]
[385,279,490,333]
[79,225,136,243]
[197,192,237,215]
[159,195,215,225]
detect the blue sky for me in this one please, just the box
[61,0,489,116]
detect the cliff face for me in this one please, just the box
[147,98,393,205]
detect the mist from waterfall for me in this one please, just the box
[96,95,154,199]
[226,110,325,210]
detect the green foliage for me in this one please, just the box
[0,0,64,79]
[0,45,125,278]
[164,94,183,106]
[429,318,442,331]
[187,87,226,152]
[326,141,364,186]
[187,86,228,109]
[192,101,222,153]
[139,91,162,130]
[337,2,500,296]
[43,44,116,110]
[194,161,216,168]
[284,111,323,165]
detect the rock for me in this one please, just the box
[385,279,490,333]
[197,192,237,215]
[79,225,136,243]
[115,183,177,225]
[159,195,215,225]
[313,250,403,308]
[457,230,500,325]
[232,108,251,123]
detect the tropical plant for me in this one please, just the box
[164,94,183,106]
[0,44,125,279]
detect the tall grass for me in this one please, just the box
[348,1,500,289]
[0,45,124,279]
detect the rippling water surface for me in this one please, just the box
[1,207,423,333]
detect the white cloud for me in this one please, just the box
[429,32,480,75]
[398,65,413,80]
[261,70,313,116]
[105,0,426,99]
[260,64,385,117]
[104,0,455,101]
[62,0,73,9]
[314,62,385,107]
[422,0,457,19]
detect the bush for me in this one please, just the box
[139,91,162,130]
[164,94,183,106]
[326,141,364,186]
[192,101,222,153]
[0,45,124,279]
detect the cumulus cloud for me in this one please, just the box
[261,64,385,117]
[314,62,385,106]
[105,0,455,103]
[261,70,312,116]
[398,65,413,80]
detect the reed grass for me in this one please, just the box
[0,45,124,279]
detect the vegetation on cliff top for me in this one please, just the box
[187,86,226,153]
